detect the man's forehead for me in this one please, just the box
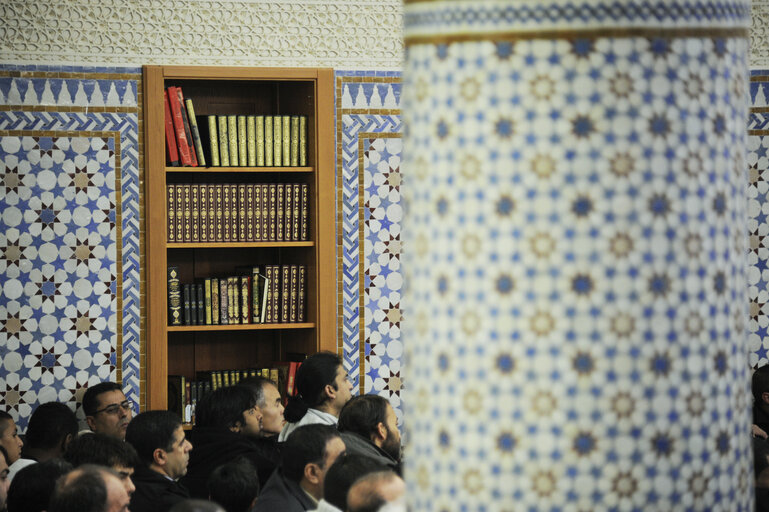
[97,389,126,403]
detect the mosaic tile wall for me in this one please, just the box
[335,71,404,421]
[0,65,142,428]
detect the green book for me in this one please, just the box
[247,115,257,167]
[299,115,307,166]
[290,115,299,167]
[218,116,229,166]
[265,116,273,166]
[255,115,265,166]
[273,115,282,167]
[228,115,239,167]
[207,115,220,167]
[238,115,247,167]
[282,115,290,166]
[184,98,206,167]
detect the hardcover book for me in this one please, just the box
[247,115,256,167]
[265,116,273,167]
[183,184,192,242]
[183,284,192,325]
[300,184,309,240]
[255,115,265,166]
[253,183,262,242]
[273,115,282,167]
[167,185,176,243]
[167,266,182,326]
[190,184,200,242]
[175,185,185,243]
[166,86,193,166]
[211,277,220,325]
[264,266,274,324]
[218,115,230,167]
[281,264,290,323]
[214,184,224,242]
[290,115,299,167]
[199,184,208,243]
[204,278,212,325]
[228,115,239,167]
[297,265,306,322]
[196,282,205,325]
[230,184,240,242]
[222,184,232,242]
[228,276,239,324]
[282,115,291,166]
[163,90,180,167]
[291,183,301,241]
[284,183,294,242]
[289,264,298,323]
[268,184,277,241]
[299,115,307,166]
[271,265,281,324]
[240,275,250,324]
[238,184,247,242]
[219,278,229,325]
[261,184,270,242]
[175,87,198,167]
[246,184,254,242]
[207,115,220,167]
[185,98,207,167]
[238,115,248,167]
[276,184,285,242]
[188,283,197,325]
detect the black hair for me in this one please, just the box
[49,466,108,512]
[337,395,390,440]
[207,457,260,512]
[346,471,401,512]
[125,410,182,466]
[755,365,769,401]
[323,453,388,510]
[82,382,123,416]
[238,376,273,406]
[25,402,79,451]
[284,352,342,422]
[169,500,225,512]
[281,424,341,483]
[195,385,257,430]
[0,411,13,436]
[64,432,140,468]
[7,458,74,512]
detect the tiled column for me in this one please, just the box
[402,1,752,510]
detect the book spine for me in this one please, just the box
[204,278,212,325]
[228,276,238,324]
[222,183,232,242]
[240,275,250,324]
[185,98,207,167]
[297,265,306,322]
[272,265,281,324]
[175,185,185,243]
[196,282,204,326]
[211,277,219,325]
[282,115,290,166]
[253,182,262,242]
[276,184,285,242]
[287,361,298,397]
[281,265,290,323]
[268,184,277,241]
[290,115,299,167]
[168,266,182,326]
[176,88,198,167]
[246,184,254,242]
[223,371,230,387]
[230,184,239,242]
[182,284,191,325]
[238,115,248,167]
[190,184,200,242]
[166,86,192,166]
[183,184,192,242]
[289,264,298,323]
[260,272,269,323]
[247,115,256,167]
[207,115,220,167]
[256,115,265,166]
[273,116,282,166]
[251,266,261,323]
[208,185,216,242]
[292,183,301,241]
[299,115,307,166]
[214,184,224,242]
[238,184,247,242]
[219,277,229,325]
[284,183,293,242]
[199,184,208,243]
[163,90,180,167]
[167,185,176,243]
[300,183,309,240]
[218,116,230,167]
[186,283,195,325]
[228,115,239,167]
[265,116,273,166]
[181,376,188,422]
[261,184,270,241]
[264,266,274,323]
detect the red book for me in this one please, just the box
[287,361,300,397]
[175,87,199,167]
[163,90,179,166]
[166,86,192,166]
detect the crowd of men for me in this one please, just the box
[0,352,404,512]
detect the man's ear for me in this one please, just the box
[61,433,74,452]
[153,448,167,467]
[324,384,336,401]
[762,391,769,405]
[373,422,387,445]
[230,421,243,433]
[304,462,322,485]
[85,416,96,431]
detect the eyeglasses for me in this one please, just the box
[93,400,133,416]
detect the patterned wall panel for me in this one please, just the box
[0,65,141,428]
[335,71,403,421]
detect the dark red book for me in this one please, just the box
[166,86,193,166]
[174,87,199,167]
[163,90,180,166]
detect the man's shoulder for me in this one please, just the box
[253,471,314,512]
[130,469,189,512]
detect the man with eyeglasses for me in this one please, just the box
[82,383,134,441]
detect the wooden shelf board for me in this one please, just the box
[168,323,315,332]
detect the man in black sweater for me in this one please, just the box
[337,395,401,474]
[126,410,193,512]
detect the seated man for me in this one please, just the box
[0,446,10,512]
[337,395,401,473]
[279,353,353,441]
[346,471,405,512]
[10,402,78,479]
[7,458,73,512]
[314,454,388,512]
[180,385,273,496]
[82,383,134,441]
[169,501,224,512]
[125,410,193,512]
[0,413,23,482]
[64,432,140,495]
[49,464,131,512]
[207,457,260,512]
[238,376,284,483]
[254,424,345,512]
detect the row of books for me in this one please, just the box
[168,362,302,423]
[167,183,309,243]
[164,86,207,167]
[167,265,307,326]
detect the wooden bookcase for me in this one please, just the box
[142,66,336,410]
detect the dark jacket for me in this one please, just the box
[180,427,281,498]
[338,432,401,474]
[756,402,769,434]
[251,469,315,512]
[129,465,190,512]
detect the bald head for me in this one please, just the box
[51,465,130,512]
[346,471,405,512]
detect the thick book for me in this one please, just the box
[246,184,255,242]
[265,116,273,166]
[190,184,200,242]
[214,184,224,242]
[219,278,229,325]
[163,90,180,167]
[183,284,192,325]
[197,282,205,327]
[268,184,277,241]
[300,184,309,240]
[281,264,290,323]
[238,115,248,167]
[251,267,266,323]
[240,275,251,324]
[282,115,291,166]
[238,184,247,242]
[175,87,198,167]
[207,115,220,167]
[286,361,300,397]
[204,278,212,325]
[290,115,299,167]
[182,184,192,242]
[253,182,262,242]
[208,185,217,242]
[223,371,231,388]
[188,283,197,325]
[218,115,230,167]
[167,266,182,326]
[228,276,239,324]
[166,86,193,166]
[167,185,176,243]
[297,265,306,322]
[211,277,220,325]
[184,380,192,423]
[185,98,207,167]
[199,184,208,243]
[276,184,285,242]
[284,183,294,241]
[273,116,282,167]
[261,184,270,241]
[299,116,307,166]
[289,264,298,323]
[228,115,239,167]
[291,183,301,241]
[175,185,185,243]
[230,184,239,242]
[271,265,281,324]
[246,115,256,167]
[222,183,232,242]
[264,265,274,324]
[255,115,265,166]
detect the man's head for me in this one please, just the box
[287,352,352,420]
[0,446,9,512]
[64,432,140,496]
[82,383,133,440]
[207,457,260,512]
[7,458,74,512]
[25,402,79,460]
[169,500,225,512]
[322,454,388,511]
[0,412,23,465]
[125,410,192,480]
[346,471,406,512]
[195,385,261,437]
[338,395,401,461]
[281,424,346,501]
[49,465,130,512]
[239,377,285,437]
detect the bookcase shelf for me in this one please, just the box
[143,66,336,411]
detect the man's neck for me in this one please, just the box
[23,447,57,463]
[148,463,174,480]
[314,402,338,418]
[299,479,321,504]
